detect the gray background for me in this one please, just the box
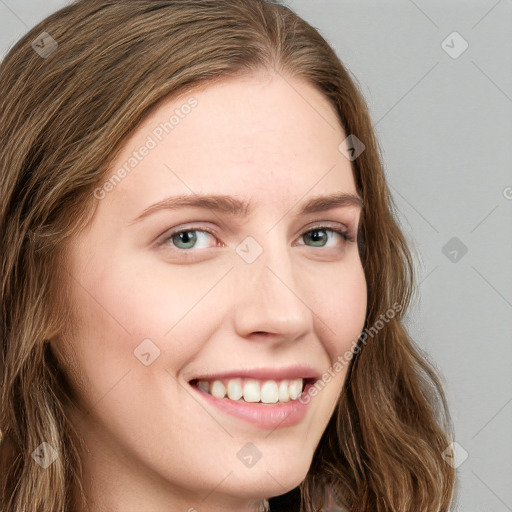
[1,1,511,510]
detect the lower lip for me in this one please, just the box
[190,383,313,429]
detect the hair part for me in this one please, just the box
[0,1,456,511]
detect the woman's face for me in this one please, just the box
[58,71,367,511]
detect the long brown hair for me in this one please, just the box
[0,1,456,511]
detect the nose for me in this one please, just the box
[230,234,313,344]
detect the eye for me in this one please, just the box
[162,228,219,251]
[156,223,355,259]
[297,226,353,248]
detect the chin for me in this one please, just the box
[222,452,310,500]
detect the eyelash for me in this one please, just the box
[158,224,355,258]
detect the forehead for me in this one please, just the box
[97,72,357,218]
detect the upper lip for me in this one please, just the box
[188,365,321,382]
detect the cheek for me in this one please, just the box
[61,255,229,398]
[313,259,367,363]
[297,261,366,421]
[98,255,229,337]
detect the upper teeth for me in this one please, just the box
[196,378,304,403]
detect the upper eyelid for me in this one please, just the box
[166,220,351,235]
[159,221,353,246]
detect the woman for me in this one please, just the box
[0,1,456,511]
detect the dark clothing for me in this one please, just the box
[268,486,301,512]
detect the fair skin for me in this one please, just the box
[57,71,367,512]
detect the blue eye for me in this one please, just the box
[166,229,216,250]
[299,227,352,248]
[159,225,354,255]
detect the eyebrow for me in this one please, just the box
[130,191,364,224]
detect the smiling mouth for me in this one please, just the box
[189,377,314,404]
